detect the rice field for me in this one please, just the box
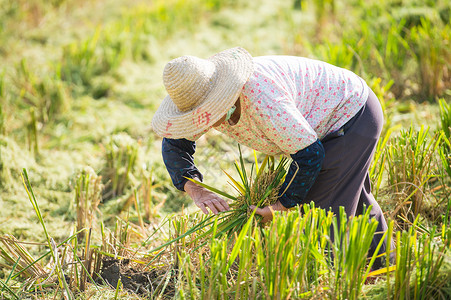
[0,0,450,299]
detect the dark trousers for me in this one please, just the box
[305,89,393,269]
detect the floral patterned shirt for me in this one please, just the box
[215,55,369,155]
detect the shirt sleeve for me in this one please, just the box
[278,139,325,208]
[162,138,203,191]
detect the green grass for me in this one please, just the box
[0,0,450,298]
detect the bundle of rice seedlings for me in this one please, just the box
[149,146,291,253]
[186,146,291,242]
[222,152,289,227]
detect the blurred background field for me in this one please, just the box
[0,0,450,299]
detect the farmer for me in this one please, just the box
[151,47,393,268]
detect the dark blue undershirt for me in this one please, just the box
[161,138,325,208]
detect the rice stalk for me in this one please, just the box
[385,125,442,227]
[0,72,5,136]
[439,98,451,140]
[0,235,47,279]
[21,169,74,299]
[0,277,19,300]
[141,166,165,221]
[27,108,39,157]
[102,133,139,200]
[74,166,103,242]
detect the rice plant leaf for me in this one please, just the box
[253,150,260,174]
[5,257,20,285]
[238,144,249,190]
[148,214,219,253]
[0,280,19,300]
[226,210,256,270]
[21,169,73,299]
[222,169,245,195]
[11,232,82,281]
[256,155,270,179]
[184,177,237,200]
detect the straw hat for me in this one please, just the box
[151,47,254,140]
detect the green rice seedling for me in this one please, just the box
[133,164,165,223]
[15,59,69,124]
[0,72,5,136]
[187,146,290,239]
[438,135,451,229]
[143,168,165,222]
[60,28,125,95]
[438,99,451,228]
[370,126,395,199]
[231,220,258,299]
[74,167,103,242]
[21,169,73,299]
[26,108,39,156]
[177,250,197,299]
[254,204,333,299]
[439,98,451,140]
[410,18,451,100]
[412,227,450,299]
[193,211,255,299]
[387,217,450,300]
[385,125,442,227]
[102,133,139,200]
[330,206,389,300]
[308,41,355,70]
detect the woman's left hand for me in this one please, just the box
[249,200,289,224]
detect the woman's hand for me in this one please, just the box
[249,200,289,224]
[184,179,230,214]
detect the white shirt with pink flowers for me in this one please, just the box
[215,55,369,155]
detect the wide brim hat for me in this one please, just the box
[151,47,254,140]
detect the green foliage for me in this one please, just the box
[0,72,5,136]
[305,41,356,70]
[60,28,125,96]
[390,218,450,299]
[1,0,451,298]
[439,98,451,140]
[410,18,451,100]
[385,125,442,226]
[173,203,450,299]
[13,59,69,124]
[74,167,103,241]
[102,133,139,200]
[331,207,387,300]
[21,169,73,298]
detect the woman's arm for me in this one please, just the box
[162,138,203,191]
[278,139,325,208]
[162,138,230,214]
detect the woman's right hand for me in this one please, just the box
[184,179,230,214]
